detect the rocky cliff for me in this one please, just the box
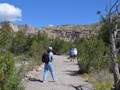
[0,21,102,40]
[40,24,102,40]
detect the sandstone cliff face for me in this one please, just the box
[0,21,102,40]
[40,24,102,40]
[17,24,40,34]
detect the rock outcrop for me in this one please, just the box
[0,21,102,40]
[39,24,102,40]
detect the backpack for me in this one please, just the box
[42,52,49,63]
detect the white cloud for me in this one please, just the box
[49,25,54,27]
[0,3,22,21]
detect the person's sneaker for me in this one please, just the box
[43,81,46,83]
[43,80,48,83]
[53,79,57,82]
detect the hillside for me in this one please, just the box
[0,21,102,40]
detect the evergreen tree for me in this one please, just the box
[0,52,17,90]
[0,25,13,52]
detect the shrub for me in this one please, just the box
[51,37,74,54]
[0,52,17,90]
[75,35,111,73]
[10,31,29,55]
[0,25,13,51]
[82,69,113,90]
[98,22,110,46]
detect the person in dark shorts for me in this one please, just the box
[69,48,74,62]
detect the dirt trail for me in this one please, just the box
[25,55,93,90]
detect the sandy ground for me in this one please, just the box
[25,55,93,90]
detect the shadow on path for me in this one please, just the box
[28,78,43,83]
[63,61,78,65]
[63,61,70,63]
[70,84,91,90]
[64,70,80,76]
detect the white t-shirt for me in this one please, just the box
[74,50,77,55]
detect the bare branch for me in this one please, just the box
[106,0,111,13]
[109,0,119,14]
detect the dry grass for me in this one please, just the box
[82,69,114,90]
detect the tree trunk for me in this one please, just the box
[110,31,120,88]
[109,16,120,90]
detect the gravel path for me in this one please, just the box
[25,55,93,90]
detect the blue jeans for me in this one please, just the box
[43,62,56,81]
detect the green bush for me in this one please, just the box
[98,22,110,46]
[75,35,111,73]
[0,52,17,90]
[0,25,13,51]
[51,37,74,54]
[30,41,44,57]
[10,31,29,55]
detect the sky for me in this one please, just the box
[0,0,114,28]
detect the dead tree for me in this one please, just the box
[107,0,120,89]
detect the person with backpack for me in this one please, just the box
[42,47,57,83]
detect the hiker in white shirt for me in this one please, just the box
[73,48,78,61]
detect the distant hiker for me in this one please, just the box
[69,48,74,62]
[42,47,57,83]
[73,48,78,60]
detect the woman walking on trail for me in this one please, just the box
[43,47,57,83]
[73,48,78,60]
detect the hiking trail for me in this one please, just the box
[25,55,93,90]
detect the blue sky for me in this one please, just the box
[0,0,110,27]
